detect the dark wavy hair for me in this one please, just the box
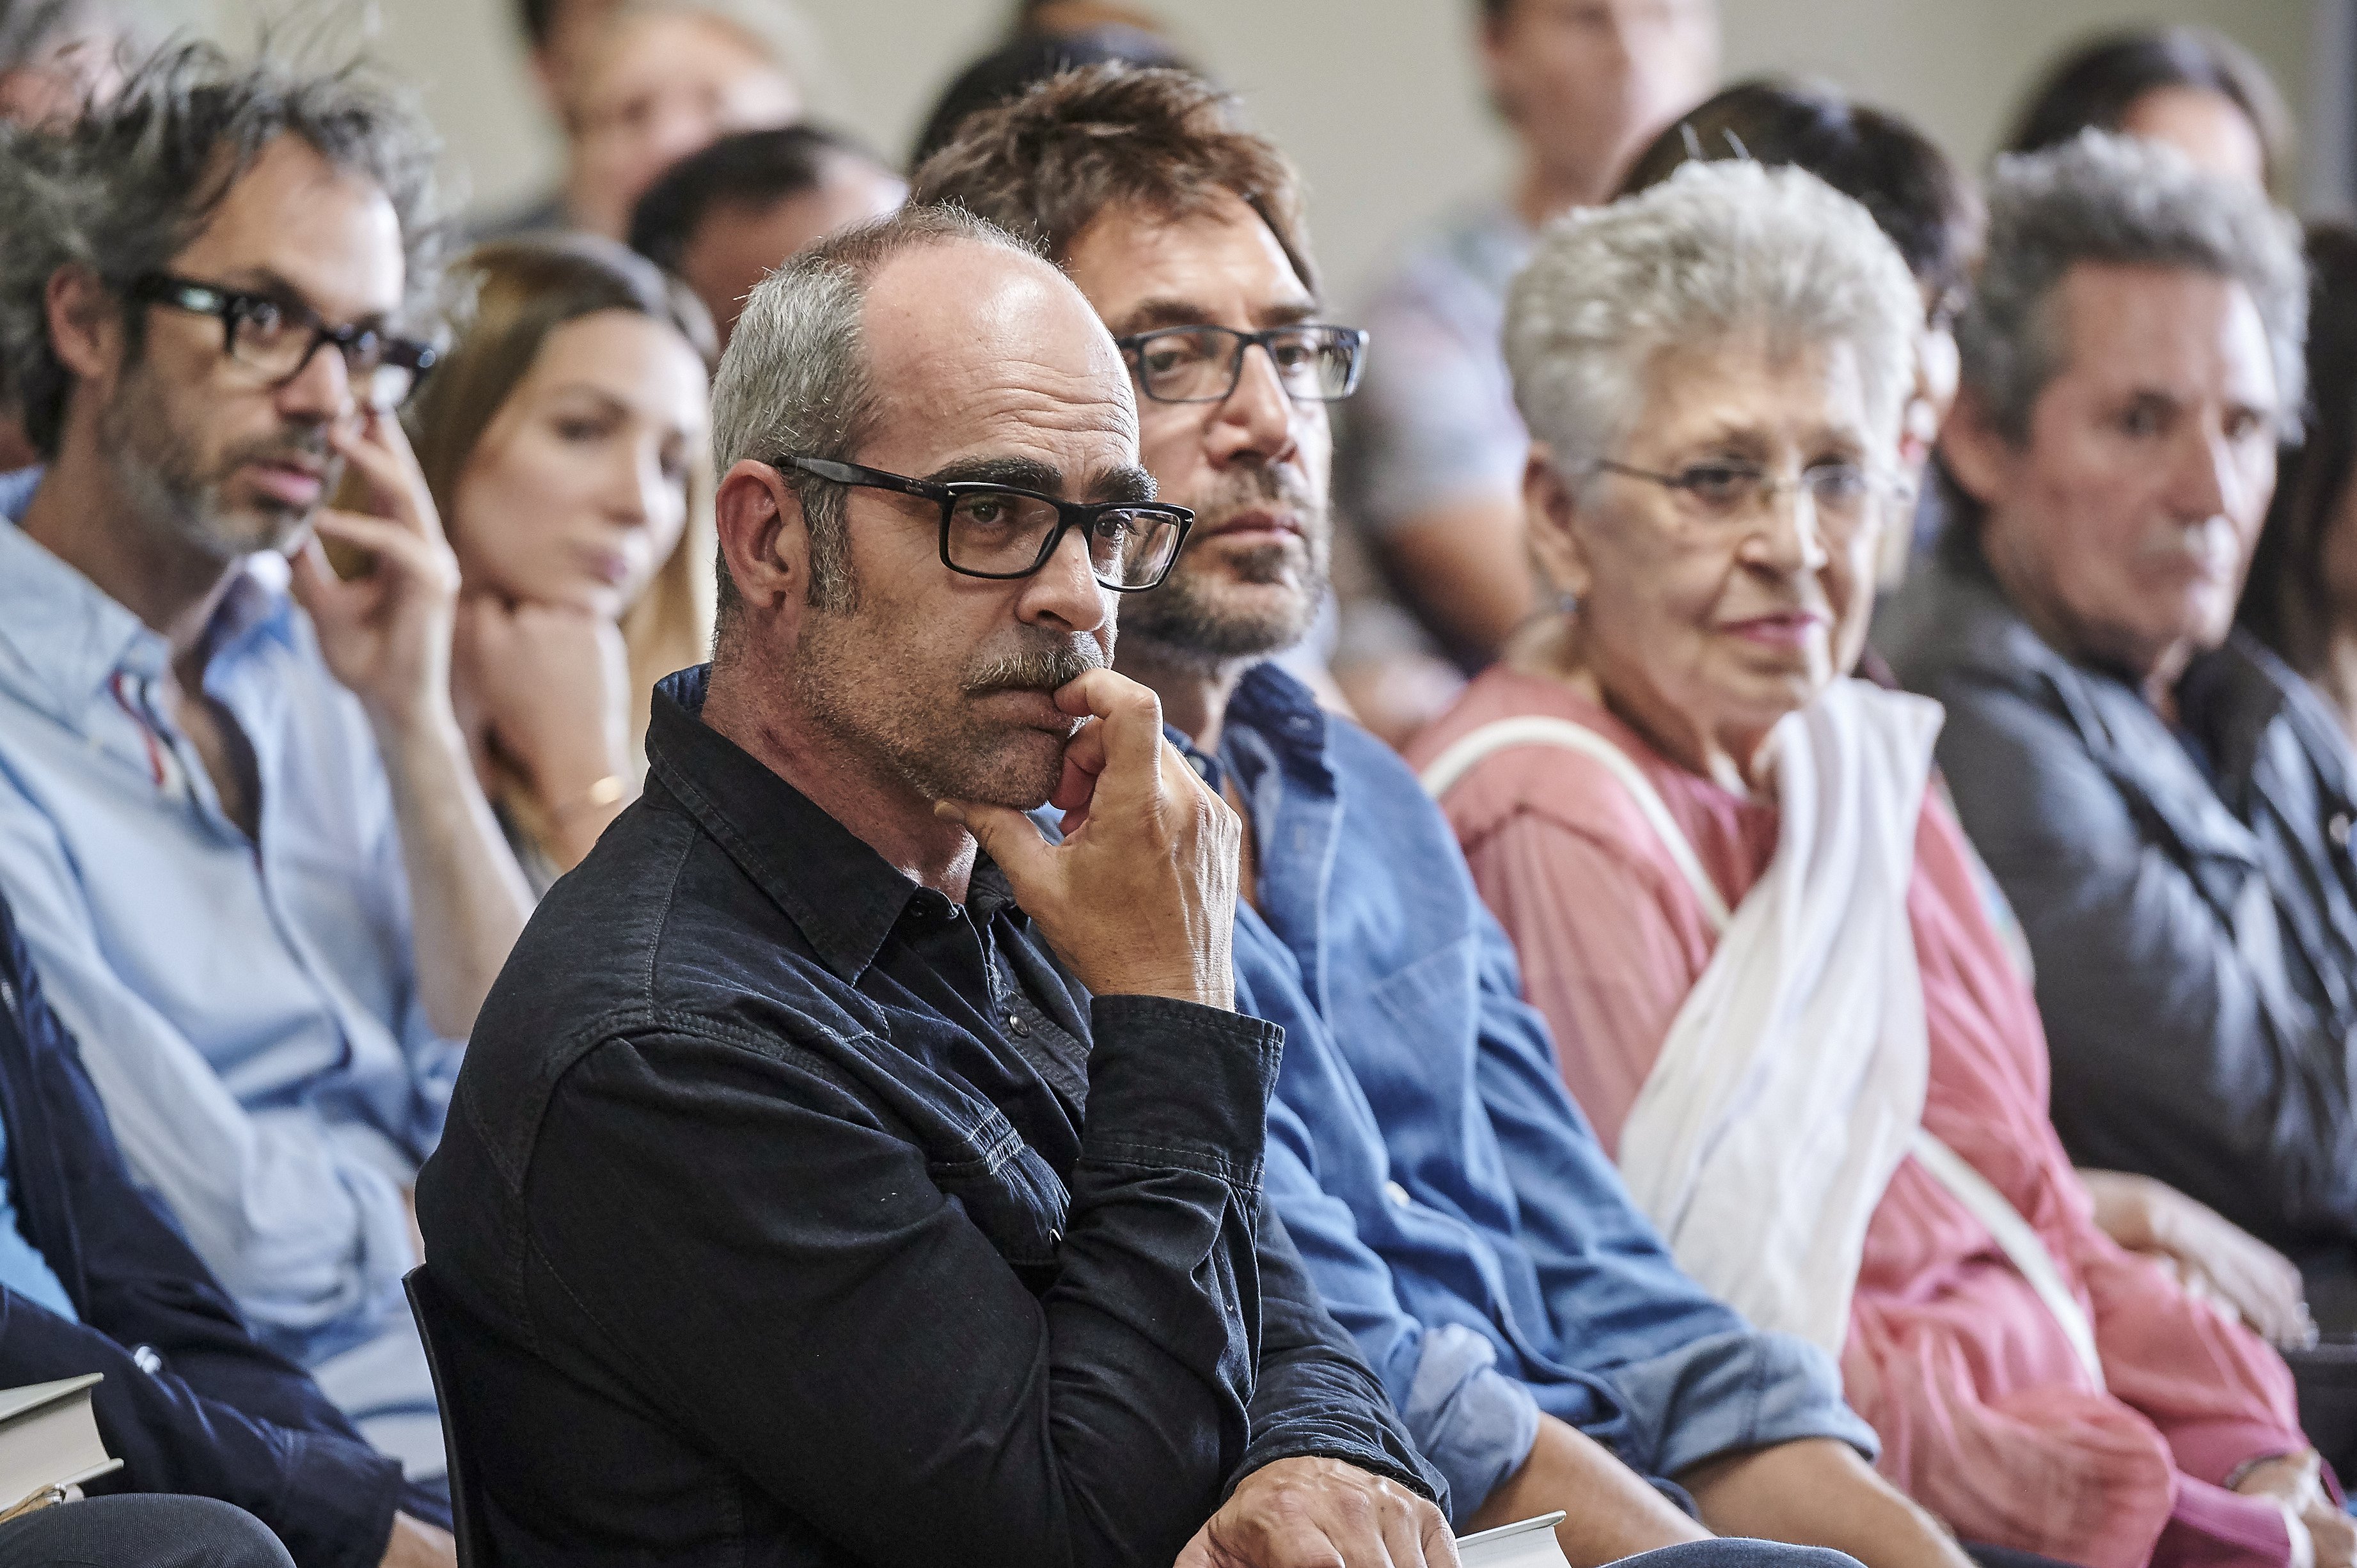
[1619,77,1982,311]
[0,38,441,456]
[2005,26,2292,192]
[2241,223,2357,679]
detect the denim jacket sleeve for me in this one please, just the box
[1263,1095,1528,1525]
[505,992,1411,1568]
[1933,672,2357,1249]
[1466,904,1876,1479]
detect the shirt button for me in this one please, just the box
[131,1345,164,1376]
[2331,812,2352,849]
[1383,1180,1412,1209]
[1190,755,1214,781]
[1005,1012,1031,1038]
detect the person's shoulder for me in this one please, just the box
[1405,667,1678,851]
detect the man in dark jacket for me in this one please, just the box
[0,888,454,1567]
[1884,130,2357,1334]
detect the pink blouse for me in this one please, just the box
[1410,667,2308,1567]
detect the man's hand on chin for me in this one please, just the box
[1175,1456,1457,1568]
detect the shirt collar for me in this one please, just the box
[0,469,299,717]
[646,665,990,984]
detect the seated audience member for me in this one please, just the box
[405,235,714,891]
[482,0,804,241]
[1412,149,2338,1565]
[1882,136,2357,1338]
[0,891,455,1568]
[413,204,1458,1567]
[1336,0,1717,675]
[0,45,536,1475]
[2004,25,2289,193]
[915,67,1950,1568]
[2243,224,2357,744]
[1617,87,2315,1346]
[1614,79,1976,577]
[628,125,903,345]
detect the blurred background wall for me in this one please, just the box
[163,0,2333,304]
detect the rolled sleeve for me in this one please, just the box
[1404,1324,1541,1523]
[1603,1325,1876,1481]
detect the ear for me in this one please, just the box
[1936,386,2015,512]
[45,265,122,386]
[714,459,812,624]
[1521,444,1593,603]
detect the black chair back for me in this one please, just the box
[405,1266,494,1568]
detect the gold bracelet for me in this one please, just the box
[546,774,626,826]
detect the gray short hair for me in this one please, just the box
[1505,159,1921,474]
[707,203,1041,633]
[1962,129,2306,441]
[0,39,441,456]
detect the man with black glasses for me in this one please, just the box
[415,203,1454,1566]
[0,45,533,1493]
[913,66,1964,1567]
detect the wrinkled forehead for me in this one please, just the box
[858,242,1139,480]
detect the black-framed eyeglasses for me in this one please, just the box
[1590,457,1912,535]
[775,455,1195,593]
[1113,323,1368,405]
[128,274,438,409]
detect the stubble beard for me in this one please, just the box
[99,361,336,565]
[1117,494,1332,671]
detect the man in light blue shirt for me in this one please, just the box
[0,47,533,1482]
[915,67,1968,1567]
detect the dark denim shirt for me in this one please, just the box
[1886,538,2357,1302]
[1178,666,1873,1524]
[0,890,429,1568]
[414,666,1435,1568]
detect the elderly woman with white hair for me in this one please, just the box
[1410,161,2322,1567]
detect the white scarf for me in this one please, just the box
[1427,678,2105,1382]
[1430,680,1992,1354]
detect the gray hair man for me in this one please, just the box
[0,40,537,1532]
[1886,132,2357,1430]
[414,203,1456,1567]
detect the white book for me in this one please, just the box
[0,1374,122,1516]
[1456,1511,1570,1568]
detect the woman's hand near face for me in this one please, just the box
[454,595,635,866]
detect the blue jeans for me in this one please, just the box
[0,1495,291,1568]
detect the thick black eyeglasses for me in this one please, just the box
[128,274,438,409]
[776,455,1195,593]
[1114,323,1368,404]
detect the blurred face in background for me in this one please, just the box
[0,10,125,127]
[2119,85,2267,189]
[567,9,801,239]
[679,159,905,345]
[1483,0,1719,209]
[1950,263,2280,692]
[449,307,708,621]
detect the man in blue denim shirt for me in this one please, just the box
[915,67,1965,1567]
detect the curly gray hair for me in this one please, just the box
[1504,158,1923,478]
[0,38,441,456]
[1960,129,2306,443]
